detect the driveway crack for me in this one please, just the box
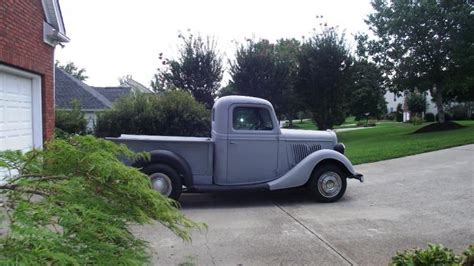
[204,232,216,265]
[273,200,356,266]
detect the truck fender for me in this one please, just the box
[133,150,193,187]
[268,149,357,191]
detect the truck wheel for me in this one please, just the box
[308,164,347,203]
[142,164,182,200]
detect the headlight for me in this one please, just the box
[334,143,345,154]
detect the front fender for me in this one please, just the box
[268,149,357,191]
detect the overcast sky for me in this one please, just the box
[55,0,374,87]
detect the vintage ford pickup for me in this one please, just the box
[109,96,363,202]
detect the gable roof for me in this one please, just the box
[93,87,132,103]
[55,67,112,110]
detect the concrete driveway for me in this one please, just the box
[132,145,474,265]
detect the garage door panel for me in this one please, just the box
[4,106,32,123]
[0,71,35,152]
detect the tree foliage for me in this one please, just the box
[55,61,88,81]
[55,100,88,135]
[151,32,224,108]
[348,60,387,120]
[406,91,427,115]
[95,90,210,137]
[359,0,474,123]
[0,136,202,264]
[228,38,301,120]
[295,28,352,130]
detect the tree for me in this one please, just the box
[406,91,427,118]
[360,0,473,123]
[151,32,223,108]
[228,39,278,105]
[348,60,387,120]
[0,136,202,264]
[55,100,88,135]
[95,91,210,138]
[295,28,352,130]
[274,39,304,125]
[228,38,301,120]
[55,61,88,81]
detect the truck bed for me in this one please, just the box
[108,134,214,185]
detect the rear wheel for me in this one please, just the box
[142,164,182,200]
[308,164,347,203]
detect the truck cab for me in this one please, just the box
[109,96,363,202]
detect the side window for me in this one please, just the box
[233,107,274,130]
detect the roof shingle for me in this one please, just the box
[93,87,132,103]
[55,67,112,110]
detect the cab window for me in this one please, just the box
[233,107,273,130]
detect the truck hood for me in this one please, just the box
[280,128,337,142]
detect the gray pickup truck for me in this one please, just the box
[109,96,363,202]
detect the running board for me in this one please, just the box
[189,183,270,192]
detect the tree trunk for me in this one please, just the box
[432,84,445,124]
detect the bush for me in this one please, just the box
[436,112,452,122]
[462,245,474,266]
[0,135,203,264]
[449,104,470,120]
[55,100,87,135]
[425,112,435,122]
[95,90,211,137]
[391,244,461,266]
[385,112,396,121]
[411,116,424,125]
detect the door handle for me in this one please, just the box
[230,141,236,144]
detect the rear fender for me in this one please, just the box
[133,150,193,187]
[268,149,357,191]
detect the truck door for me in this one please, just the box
[226,105,279,184]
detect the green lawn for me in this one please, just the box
[291,117,357,129]
[338,121,474,165]
[334,116,357,129]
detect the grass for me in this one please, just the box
[290,117,357,130]
[338,120,474,165]
[334,116,357,129]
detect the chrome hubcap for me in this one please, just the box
[317,171,342,198]
[150,173,173,197]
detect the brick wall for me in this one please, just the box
[0,0,56,141]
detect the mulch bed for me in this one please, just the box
[413,121,465,134]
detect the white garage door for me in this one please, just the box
[0,68,42,152]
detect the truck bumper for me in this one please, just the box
[349,173,364,183]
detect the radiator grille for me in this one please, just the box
[292,143,322,164]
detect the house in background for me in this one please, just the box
[0,0,69,152]
[55,67,113,129]
[385,91,438,122]
[55,68,151,129]
[120,75,153,93]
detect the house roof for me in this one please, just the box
[55,67,112,110]
[120,76,153,93]
[93,87,132,103]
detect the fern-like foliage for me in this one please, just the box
[0,135,203,265]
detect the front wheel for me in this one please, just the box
[142,164,182,200]
[308,164,347,203]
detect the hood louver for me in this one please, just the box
[292,143,322,164]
